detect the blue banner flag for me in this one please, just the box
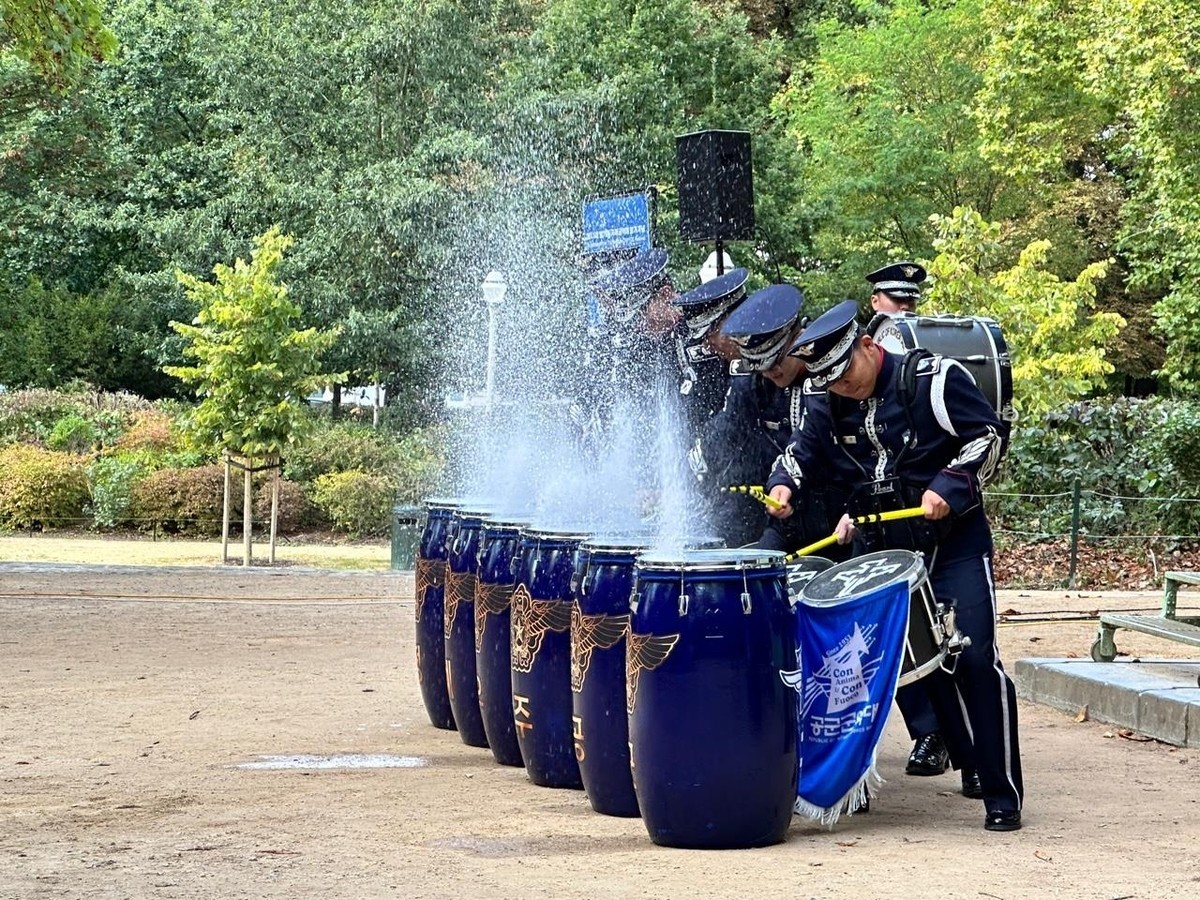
[581,194,651,254]
[782,575,910,826]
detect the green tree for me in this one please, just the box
[975,0,1200,391]
[166,226,340,562]
[165,226,339,461]
[925,207,1124,418]
[1,0,116,87]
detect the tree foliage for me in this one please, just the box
[926,207,1124,418]
[1,0,116,87]
[165,227,340,461]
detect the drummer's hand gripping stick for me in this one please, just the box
[784,506,928,560]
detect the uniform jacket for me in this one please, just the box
[766,349,1005,557]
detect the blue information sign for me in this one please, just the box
[581,193,651,254]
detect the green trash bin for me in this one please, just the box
[391,504,424,570]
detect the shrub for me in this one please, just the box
[253,476,324,534]
[392,426,446,503]
[0,389,89,446]
[46,413,100,453]
[112,409,181,455]
[0,445,90,529]
[129,465,237,535]
[989,397,1200,540]
[283,420,402,484]
[311,470,394,537]
[87,454,151,528]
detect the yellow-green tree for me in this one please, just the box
[166,226,340,562]
[925,207,1125,419]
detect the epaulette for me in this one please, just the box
[913,354,943,376]
[730,358,754,377]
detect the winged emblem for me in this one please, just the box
[443,569,476,639]
[510,583,572,673]
[414,558,445,620]
[570,603,629,693]
[901,264,919,279]
[625,630,680,713]
[475,581,516,652]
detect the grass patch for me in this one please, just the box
[0,533,390,570]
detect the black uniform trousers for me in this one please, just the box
[920,544,1023,813]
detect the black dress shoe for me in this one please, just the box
[984,810,1022,832]
[905,732,950,776]
[961,769,984,799]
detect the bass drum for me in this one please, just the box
[868,313,1015,423]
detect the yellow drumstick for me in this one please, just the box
[784,507,927,560]
[721,484,785,511]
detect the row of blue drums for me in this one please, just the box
[414,498,805,849]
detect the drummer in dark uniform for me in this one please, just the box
[670,269,763,544]
[867,261,924,315]
[670,266,749,429]
[864,261,977,795]
[765,300,1024,832]
[582,247,681,437]
[697,285,844,551]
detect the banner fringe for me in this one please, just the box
[793,760,886,828]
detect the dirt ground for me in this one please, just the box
[1,563,1198,900]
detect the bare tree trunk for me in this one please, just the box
[243,462,253,567]
[222,455,231,564]
[269,459,279,565]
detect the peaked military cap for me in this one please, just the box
[589,248,671,323]
[788,299,862,388]
[672,267,748,339]
[720,284,804,371]
[866,261,926,303]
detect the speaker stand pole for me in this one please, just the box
[715,239,725,277]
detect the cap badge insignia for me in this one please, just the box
[901,265,918,278]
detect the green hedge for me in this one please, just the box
[990,397,1200,539]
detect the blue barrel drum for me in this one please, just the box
[474,515,530,767]
[629,548,797,848]
[511,526,591,789]
[444,505,493,748]
[570,536,650,817]
[415,498,461,730]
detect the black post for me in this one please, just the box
[715,239,725,277]
[1068,477,1081,589]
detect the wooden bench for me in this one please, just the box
[1092,571,1200,661]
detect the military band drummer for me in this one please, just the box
[765,299,1024,832]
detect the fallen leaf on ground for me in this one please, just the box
[1117,729,1154,743]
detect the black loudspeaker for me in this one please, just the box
[676,130,755,243]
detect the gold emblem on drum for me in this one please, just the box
[414,558,446,620]
[443,569,476,639]
[625,630,680,714]
[510,583,571,674]
[475,581,516,652]
[570,603,629,693]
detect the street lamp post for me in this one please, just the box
[481,270,507,405]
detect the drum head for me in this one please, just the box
[637,547,785,573]
[453,506,495,523]
[523,525,592,543]
[483,520,530,536]
[580,535,653,555]
[423,497,464,511]
[800,550,924,606]
[785,557,835,599]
